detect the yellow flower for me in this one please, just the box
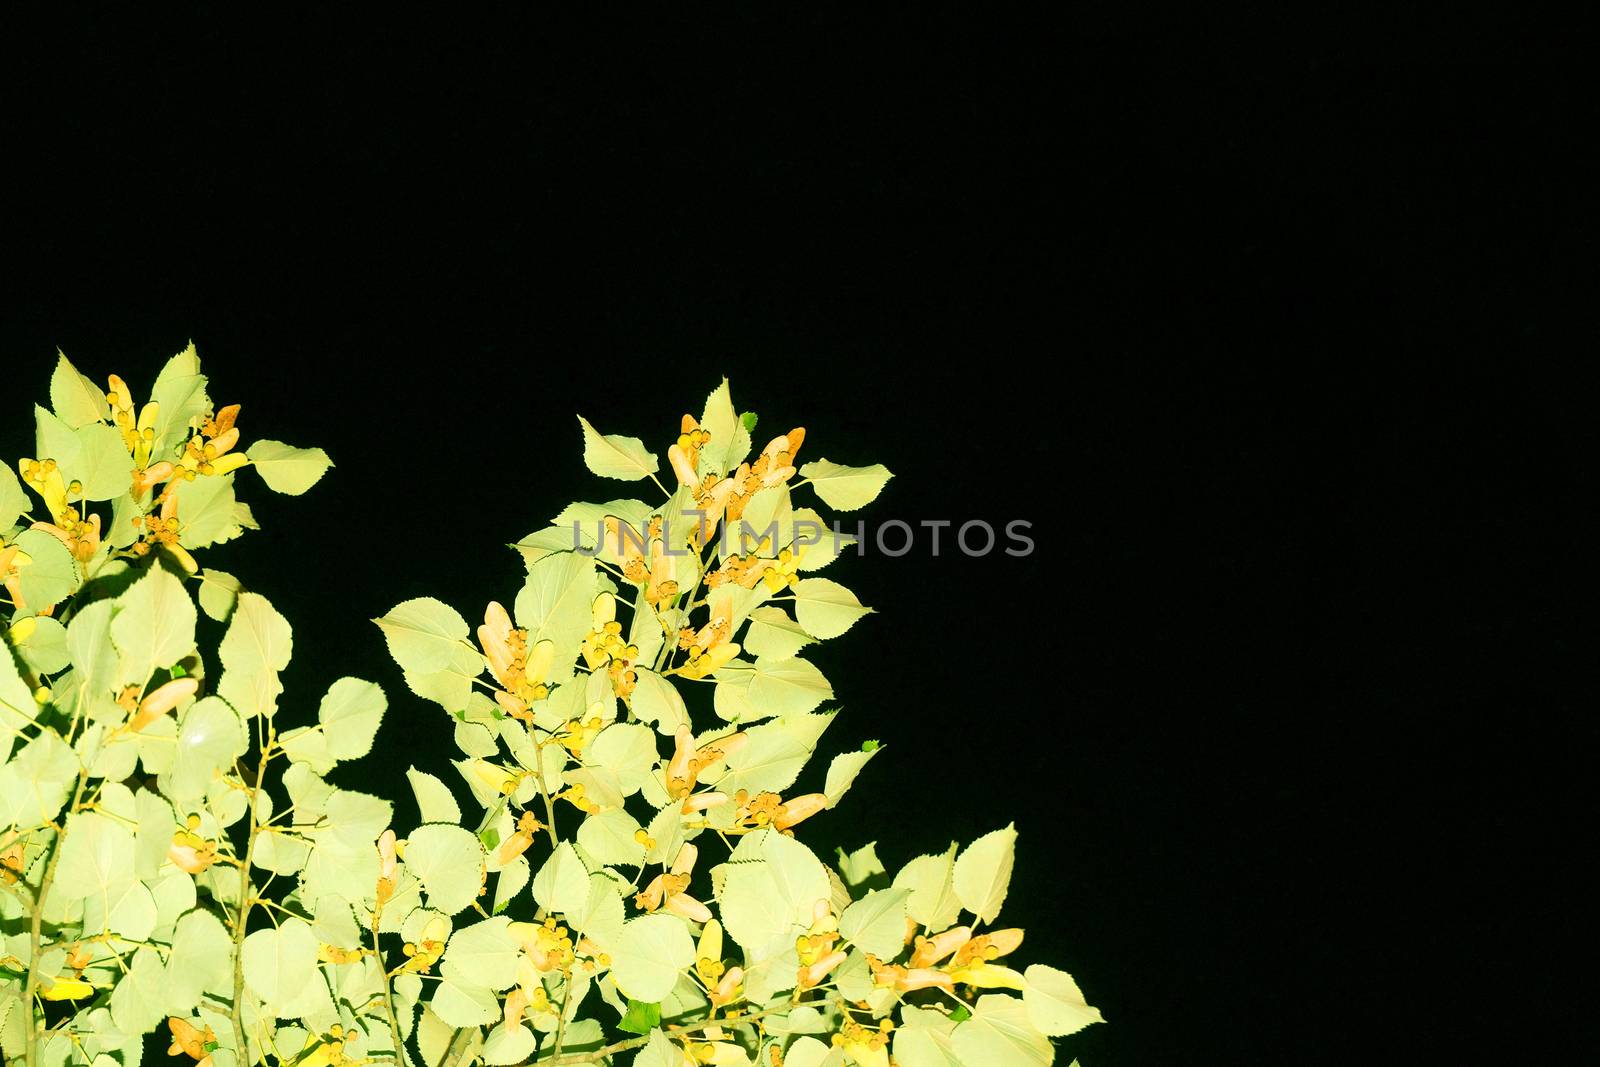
[581,592,641,698]
[830,1018,893,1067]
[478,601,556,717]
[174,403,248,478]
[168,813,220,874]
[603,514,680,608]
[40,975,96,1001]
[167,1016,218,1067]
[634,843,712,923]
[377,828,399,907]
[495,810,543,865]
[508,916,576,973]
[397,914,451,974]
[675,591,740,680]
[730,789,828,834]
[108,374,161,467]
[127,676,199,733]
[724,428,806,523]
[665,724,747,804]
[0,539,31,609]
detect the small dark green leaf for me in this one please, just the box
[618,999,662,1035]
[740,411,759,433]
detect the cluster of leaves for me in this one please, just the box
[1,353,1101,1067]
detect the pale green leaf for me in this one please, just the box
[532,841,590,917]
[197,569,243,621]
[164,696,248,803]
[0,462,28,529]
[482,1022,538,1065]
[247,439,332,495]
[406,823,487,916]
[49,352,109,428]
[148,343,210,455]
[1023,964,1105,1037]
[611,914,695,1002]
[952,994,1054,1067]
[375,598,475,674]
[578,416,660,481]
[697,378,752,477]
[892,845,963,931]
[443,916,522,991]
[718,829,831,961]
[71,423,134,501]
[0,729,78,828]
[407,767,462,824]
[242,918,321,1016]
[14,528,79,614]
[839,887,911,960]
[318,676,385,760]
[111,563,195,684]
[953,824,1017,926]
[629,668,689,735]
[822,746,880,807]
[577,808,647,868]
[742,656,833,719]
[797,459,893,512]
[791,578,872,640]
[740,606,813,661]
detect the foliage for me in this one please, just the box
[1,347,1101,1067]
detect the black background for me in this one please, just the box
[3,10,1590,1064]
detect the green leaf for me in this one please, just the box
[72,423,135,501]
[49,351,109,428]
[247,439,332,495]
[165,909,232,1013]
[952,994,1054,1067]
[216,592,291,719]
[792,578,872,639]
[577,808,647,867]
[610,914,694,1002]
[741,607,814,661]
[13,528,79,614]
[629,668,689,735]
[798,458,893,511]
[630,1029,680,1067]
[170,473,247,548]
[443,916,521,990]
[406,823,487,915]
[0,461,28,528]
[197,569,242,622]
[952,824,1017,926]
[531,841,590,917]
[481,1022,537,1065]
[740,410,759,433]
[111,564,196,685]
[618,998,661,1035]
[714,720,811,798]
[514,552,597,673]
[318,676,385,760]
[892,1006,963,1067]
[698,379,752,477]
[717,829,831,961]
[838,887,911,959]
[742,655,833,718]
[407,766,462,824]
[823,745,880,806]
[375,598,475,674]
[578,416,659,481]
[148,342,211,456]
[892,844,963,931]
[836,842,886,890]
[241,918,321,1016]
[1023,964,1105,1037]
[165,696,248,803]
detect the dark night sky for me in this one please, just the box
[3,11,1590,1063]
